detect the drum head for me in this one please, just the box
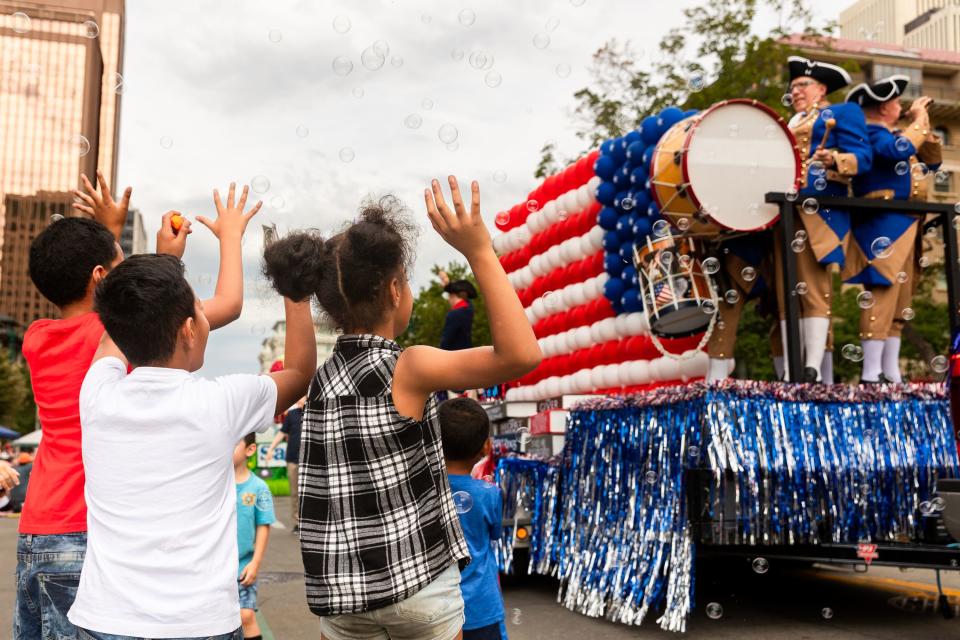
[650,301,712,338]
[684,101,799,232]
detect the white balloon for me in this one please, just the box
[515,225,532,245]
[647,358,662,381]
[527,211,544,234]
[505,388,519,401]
[559,238,576,263]
[659,356,681,381]
[629,359,650,385]
[590,366,606,390]
[589,321,604,344]
[541,335,555,357]
[574,369,593,393]
[547,245,563,268]
[492,234,505,254]
[614,314,630,338]
[561,375,576,395]
[602,363,621,389]
[532,296,546,320]
[578,233,594,257]
[587,175,601,193]
[625,312,647,336]
[577,184,592,210]
[595,272,610,288]
[552,332,567,355]
[574,325,592,350]
[599,317,619,342]
[680,350,709,378]
[542,201,559,225]
[569,282,588,308]
[535,380,548,400]
[617,361,634,386]
[561,191,579,217]
[589,225,605,251]
[529,254,544,277]
[546,376,562,398]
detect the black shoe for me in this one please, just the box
[291,524,299,534]
[802,367,819,383]
[860,374,891,385]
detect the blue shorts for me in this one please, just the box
[238,580,258,611]
[14,532,86,640]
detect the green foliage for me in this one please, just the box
[14,364,36,433]
[264,477,290,497]
[0,350,28,430]
[397,262,492,349]
[534,141,561,180]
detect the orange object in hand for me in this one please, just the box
[171,213,184,232]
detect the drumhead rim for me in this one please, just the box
[650,299,714,339]
[679,98,802,234]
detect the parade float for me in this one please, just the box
[486,101,960,632]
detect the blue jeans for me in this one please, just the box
[14,532,87,640]
[78,629,242,640]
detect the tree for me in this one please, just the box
[397,262,492,350]
[0,350,28,429]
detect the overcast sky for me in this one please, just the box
[116,0,843,378]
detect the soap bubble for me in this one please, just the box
[484,70,502,88]
[511,607,523,625]
[70,134,90,157]
[795,281,808,295]
[372,40,390,57]
[438,124,459,144]
[871,236,893,259]
[795,229,807,241]
[542,291,560,312]
[533,33,551,49]
[361,47,386,71]
[495,211,510,226]
[931,355,949,373]
[644,470,658,485]
[270,195,285,210]
[687,445,700,459]
[896,271,909,284]
[676,217,691,231]
[259,468,271,478]
[390,55,404,68]
[911,163,929,179]
[786,189,799,202]
[820,108,835,121]
[901,308,915,321]
[493,170,507,184]
[83,20,99,38]
[791,238,806,253]
[857,290,875,309]
[688,74,705,92]
[751,557,770,574]
[555,63,573,78]
[809,160,826,177]
[421,13,432,24]
[296,125,309,138]
[159,136,173,149]
[339,147,355,163]
[111,72,124,94]
[421,98,434,110]
[920,500,934,515]
[404,114,423,129]
[526,199,539,213]
[821,608,834,620]
[268,29,282,43]
[894,136,911,152]
[451,49,465,61]
[706,603,724,620]
[332,57,354,76]
[621,197,635,211]
[702,257,720,275]
[933,496,946,511]
[724,289,740,304]
[813,177,827,191]
[935,170,950,184]
[895,161,909,176]
[841,344,864,362]
[251,176,270,194]
[652,219,671,238]
[658,251,674,268]
[919,255,930,268]
[446,141,460,152]
[452,491,474,513]
[458,8,476,26]
[741,266,757,282]
[352,86,364,98]
[781,94,794,107]
[50,213,65,224]
[728,124,740,138]
[701,299,718,315]
[801,198,819,215]
[469,50,491,69]
[12,11,30,33]
[333,14,351,34]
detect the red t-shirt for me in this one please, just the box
[20,312,104,534]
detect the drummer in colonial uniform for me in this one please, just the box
[843,75,941,383]
[779,56,872,382]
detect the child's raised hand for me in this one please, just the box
[198,182,262,241]
[72,170,132,238]
[424,176,491,260]
[156,210,192,258]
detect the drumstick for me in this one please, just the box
[816,118,836,151]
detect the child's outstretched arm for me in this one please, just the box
[195,183,262,330]
[393,177,541,419]
[72,170,132,241]
[266,299,316,416]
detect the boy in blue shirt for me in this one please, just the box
[439,398,506,639]
[234,433,276,640]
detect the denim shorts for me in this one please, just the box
[77,628,242,640]
[320,563,465,640]
[238,580,258,611]
[14,532,86,640]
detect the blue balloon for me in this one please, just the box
[621,288,643,312]
[603,276,627,302]
[647,201,660,218]
[595,181,617,206]
[611,299,625,315]
[632,216,652,239]
[631,190,652,213]
[630,166,649,187]
[600,138,618,156]
[613,189,631,210]
[641,146,655,168]
[597,206,619,230]
[656,106,686,137]
[640,115,660,145]
[616,213,637,241]
[604,252,625,277]
[626,141,645,166]
[683,108,699,118]
[602,230,621,252]
[612,166,630,189]
[594,154,616,181]
[609,137,627,164]
[618,240,635,262]
[624,129,642,146]
[622,265,639,288]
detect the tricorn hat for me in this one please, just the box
[845,74,910,108]
[443,279,478,299]
[788,56,852,95]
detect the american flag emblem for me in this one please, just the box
[653,277,689,306]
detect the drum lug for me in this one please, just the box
[672,150,683,165]
[677,183,689,200]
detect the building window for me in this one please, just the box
[935,170,952,193]
[873,65,922,98]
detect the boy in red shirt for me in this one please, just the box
[14,174,260,640]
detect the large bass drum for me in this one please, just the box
[650,99,800,237]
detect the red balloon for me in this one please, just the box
[600,340,619,365]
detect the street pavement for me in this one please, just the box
[2,497,960,639]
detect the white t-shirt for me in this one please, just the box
[68,358,278,638]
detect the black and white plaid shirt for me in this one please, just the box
[298,335,470,616]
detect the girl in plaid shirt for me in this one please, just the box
[262,177,541,640]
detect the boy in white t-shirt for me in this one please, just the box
[67,248,316,639]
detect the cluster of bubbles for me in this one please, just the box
[841,343,864,362]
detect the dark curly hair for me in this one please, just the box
[29,217,119,307]
[262,196,418,332]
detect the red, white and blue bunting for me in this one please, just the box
[495,107,707,401]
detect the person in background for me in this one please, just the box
[439,397,507,640]
[235,433,276,640]
[266,396,305,532]
[439,270,477,351]
[844,76,941,383]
